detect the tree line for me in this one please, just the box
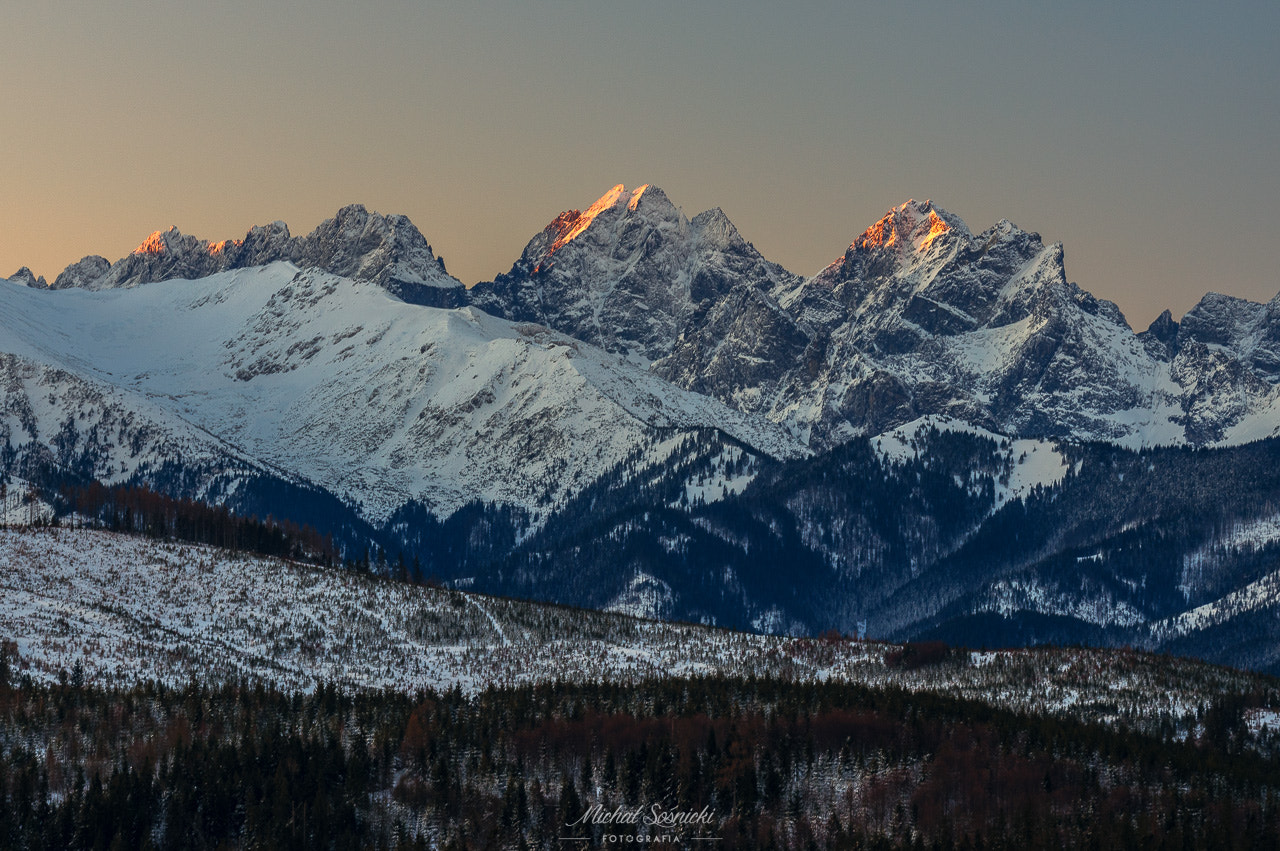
[56,482,341,566]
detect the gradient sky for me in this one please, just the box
[3,0,1277,328]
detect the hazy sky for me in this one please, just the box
[3,1,1277,328]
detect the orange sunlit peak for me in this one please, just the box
[208,238,243,256]
[134,228,179,256]
[917,210,952,252]
[856,214,899,251]
[627,184,650,211]
[855,201,952,253]
[538,184,637,266]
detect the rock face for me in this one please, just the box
[7,267,46,288]
[288,206,464,308]
[95,227,229,289]
[41,205,464,307]
[51,256,110,290]
[678,200,1173,446]
[1176,292,1280,383]
[1139,309,1180,360]
[469,184,801,360]
[476,189,1278,448]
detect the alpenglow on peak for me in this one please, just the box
[37,205,464,306]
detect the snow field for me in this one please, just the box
[0,527,1263,738]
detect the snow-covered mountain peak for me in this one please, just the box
[1175,290,1280,383]
[254,220,290,237]
[971,219,1056,275]
[205,220,292,260]
[472,184,798,360]
[852,200,967,257]
[289,204,459,297]
[7,267,46,288]
[579,182,656,212]
[627,183,652,210]
[40,205,462,304]
[90,225,225,290]
[690,206,746,250]
[584,182,629,211]
[802,201,983,298]
[523,183,677,273]
[50,256,110,290]
[133,226,196,257]
[525,185,624,271]
[522,189,609,273]
[659,198,1194,447]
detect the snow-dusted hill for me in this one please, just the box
[1,526,1265,735]
[0,262,801,520]
[0,340,310,526]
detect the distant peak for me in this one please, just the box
[575,183,662,222]
[564,185,629,241]
[310,204,428,244]
[331,203,372,223]
[51,255,110,290]
[1147,308,1179,337]
[597,183,627,206]
[584,183,662,217]
[531,183,659,271]
[292,204,459,293]
[133,227,184,256]
[49,204,456,294]
[9,267,46,288]
[691,206,745,248]
[855,200,959,254]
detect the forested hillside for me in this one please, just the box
[1,673,1278,850]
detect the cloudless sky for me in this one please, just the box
[2,0,1277,327]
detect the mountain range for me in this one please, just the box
[6,184,1280,672]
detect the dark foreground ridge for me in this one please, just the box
[1,669,1278,850]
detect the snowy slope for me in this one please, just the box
[1150,564,1280,643]
[0,526,1262,733]
[0,345,286,501]
[872,415,1069,507]
[0,265,803,520]
[0,478,54,526]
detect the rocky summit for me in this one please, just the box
[41,204,463,307]
[467,189,1280,449]
[468,184,801,361]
